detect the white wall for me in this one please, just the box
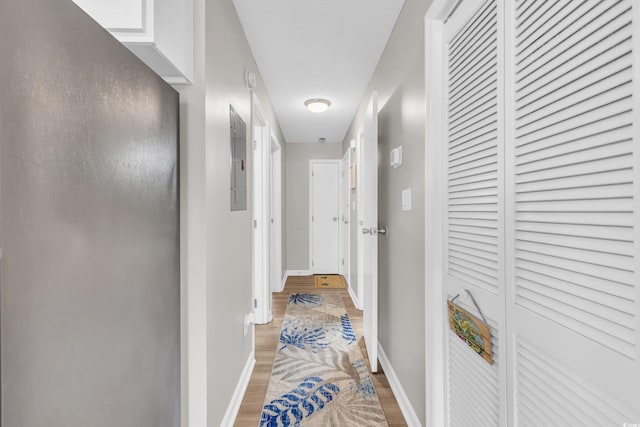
[343,0,432,423]
[285,143,343,271]
[175,0,285,424]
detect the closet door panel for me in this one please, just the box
[506,0,640,424]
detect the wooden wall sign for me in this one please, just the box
[448,300,493,364]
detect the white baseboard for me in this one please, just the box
[220,352,256,427]
[279,271,288,292]
[285,269,312,277]
[279,270,316,292]
[377,343,422,427]
[348,283,362,310]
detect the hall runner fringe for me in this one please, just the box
[259,293,388,426]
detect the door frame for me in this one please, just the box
[356,127,365,308]
[339,149,351,286]
[251,92,272,325]
[358,92,379,373]
[269,130,283,292]
[424,1,457,426]
[309,159,341,274]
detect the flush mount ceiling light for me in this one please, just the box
[304,98,331,113]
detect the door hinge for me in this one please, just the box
[254,298,258,308]
[342,259,344,265]
[312,215,314,222]
[254,219,257,228]
[253,140,257,150]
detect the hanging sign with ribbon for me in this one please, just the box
[448,291,493,365]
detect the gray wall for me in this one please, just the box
[0,0,180,425]
[174,0,286,424]
[285,143,343,271]
[342,0,431,423]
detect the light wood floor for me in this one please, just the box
[234,275,407,426]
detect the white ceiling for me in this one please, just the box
[233,0,405,144]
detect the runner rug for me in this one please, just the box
[259,293,388,426]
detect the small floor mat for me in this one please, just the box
[314,274,347,289]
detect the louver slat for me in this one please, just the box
[513,0,636,361]
[515,339,634,426]
[447,0,500,296]
[448,318,501,427]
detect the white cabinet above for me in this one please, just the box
[73,0,193,84]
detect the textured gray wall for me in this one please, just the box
[285,143,343,271]
[0,0,180,425]
[342,0,431,423]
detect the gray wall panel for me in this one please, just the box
[0,0,180,425]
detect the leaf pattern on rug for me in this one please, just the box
[310,383,389,426]
[262,293,389,426]
[288,293,322,306]
[349,358,377,399]
[279,319,329,353]
[260,376,340,427]
[271,345,359,383]
[340,314,357,345]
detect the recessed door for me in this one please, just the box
[339,151,351,284]
[310,160,341,274]
[359,93,380,372]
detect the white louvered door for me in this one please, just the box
[440,0,640,425]
[444,0,507,425]
[505,0,640,424]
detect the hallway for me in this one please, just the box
[234,276,406,426]
[2,0,640,425]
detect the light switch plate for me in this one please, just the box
[390,146,403,168]
[402,189,412,211]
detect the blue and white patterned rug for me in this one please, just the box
[259,293,388,426]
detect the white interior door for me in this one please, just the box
[339,150,351,283]
[270,132,282,293]
[443,1,506,424]
[252,93,271,325]
[310,160,340,274]
[360,93,379,372]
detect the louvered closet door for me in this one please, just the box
[444,0,507,425]
[505,0,640,424]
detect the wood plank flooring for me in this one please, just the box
[234,275,407,426]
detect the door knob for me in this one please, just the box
[377,227,388,236]
[362,228,371,234]
[332,217,338,222]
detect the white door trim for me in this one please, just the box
[356,127,365,307]
[269,130,283,294]
[424,1,457,426]
[339,149,351,285]
[309,159,341,274]
[251,92,272,325]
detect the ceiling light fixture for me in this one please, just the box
[304,98,331,113]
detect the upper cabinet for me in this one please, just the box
[73,0,193,84]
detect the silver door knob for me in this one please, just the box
[362,228,371,234]
[377,227,388,236]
